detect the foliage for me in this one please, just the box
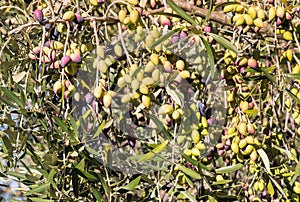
[0,0,300,201]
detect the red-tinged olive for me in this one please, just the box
[160,15,171,27]
[180,31,187,39]
[171,34,179,44]
[74,13,84,24]
[248,58,258,68]
[34,9,43,22]
[60,55,71,67]
[70,53,82,63]
[204,25,211,33]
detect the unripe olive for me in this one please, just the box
[158,104,174,115]
[94,86,102,99]
[175,60,185,71]
[223,5,235,13]
[254,18,264,28]
[150,53,159,65]
[243,14,253,25]
[191,147,200,156]
[57,23,66,33]
[118,9,127,23]
[142,77,154,86]
[53,80,62,94]
[238,122,247,135]
[145,61,155,72]
[184,149,192,156]
[142,95,151,108]
[114,44,123,57]
[231,142,239,154]
[191,130,200,143]
[283,31,293,41]
[250,150,258,162]
[238,139,247,149]
[139,84,149,94]
[145,35,155,48]
[172,110,181,120]
[276,7,285,18]
[66,84,76,99]
[130,10,139,24]
[103,93,112,108]
[63,11,75,21]
[50,41,64,50]
[268,7,276,21]
[294,185,300,194]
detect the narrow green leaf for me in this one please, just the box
[28,198,54,202]
[98,173,110,197]
[0,95,17,108]
[260,68,277,86]
[76,158,85,171]
[151,28,181,49]
[209,33,238,54]
[91,185,103,201]
[181,153,210,171]
[212,179,232,185]
[215,163,243,174]
[148,114,171,141]
[286,88,300,105]
[287,73,300,79]
[200,36,215,79]
[257,149,271,173]
[53,116,69,133]
[178,165,201,180]
[93,120,106,138]
[269,176,288,199]
[25,182,50,195]
[6,171,26,180]
[120,176,141,191]
[179,191,197,202]
[166,0,199,28]
[1,135,13,154]
[69,116,78,139]
[76,168,99,182]
[295,162,300,175]
[204,0,213,24]
[137,140,169,162]
[1,87,24,107]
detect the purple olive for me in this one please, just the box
[34,9,43,22]
[85,93,94,104]
[74,13,84,24]
[60,55,71,67]
[179,31,187,39]
[171,34,179,44]
[44,40,52,48]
